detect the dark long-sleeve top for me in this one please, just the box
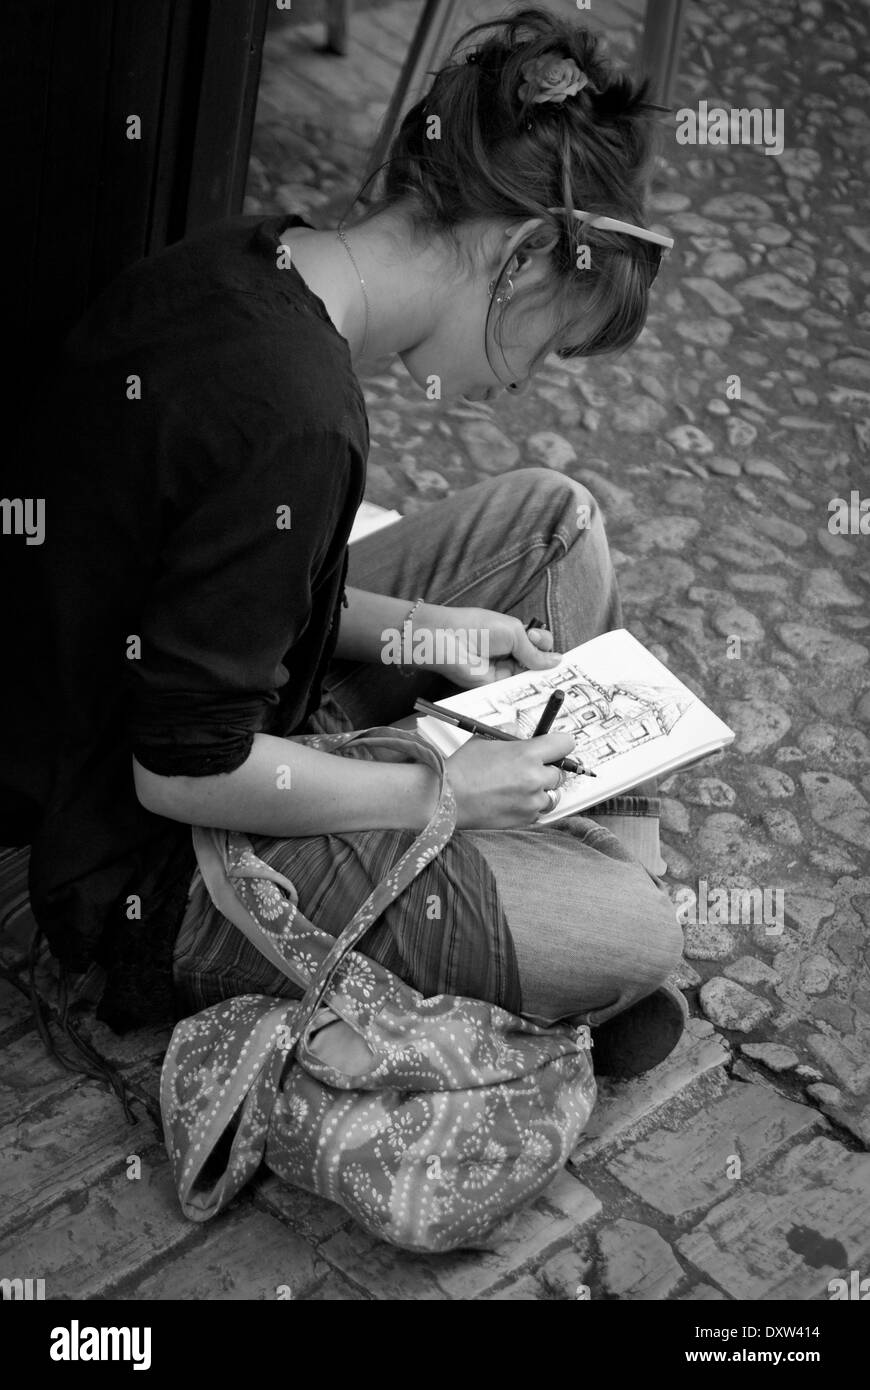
[17,213,368,1031]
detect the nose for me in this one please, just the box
[506,379,529,396]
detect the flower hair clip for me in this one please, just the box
[518,55,597,106]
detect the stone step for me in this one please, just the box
[0,1150,191,1300]
[0,1075,160,1240]
[119,1207,327,1301]
[571,1016,730,1161]
[608,1081,824,1218]
[315,1168,601,1300]
[677,1135,870,1300]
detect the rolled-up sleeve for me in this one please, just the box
[127,425,353,777]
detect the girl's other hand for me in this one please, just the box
[422,604,562,689]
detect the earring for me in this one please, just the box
[488,275,514,306]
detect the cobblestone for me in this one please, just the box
[700,978,775,1031]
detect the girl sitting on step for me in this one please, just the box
[22,7,685,1077]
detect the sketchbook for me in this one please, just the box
[413,628,735,823]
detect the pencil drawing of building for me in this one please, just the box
[476,663,692,770]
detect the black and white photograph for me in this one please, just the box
[1,0,869,1341]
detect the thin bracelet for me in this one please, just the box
[399,596,426,678]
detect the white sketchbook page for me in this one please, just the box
[349,501,403,544]
[415,628,735,823]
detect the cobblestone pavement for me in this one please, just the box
[1,0,868,1301]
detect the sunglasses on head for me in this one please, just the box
[549,206,675,286]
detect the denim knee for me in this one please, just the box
[495,468,601,549]
[633,874,684,992]
[595,863,682,1000]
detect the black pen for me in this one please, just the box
[414,698,596,777]
[531,688,565,738]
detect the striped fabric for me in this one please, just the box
[173,818,523,1020]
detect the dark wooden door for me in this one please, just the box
[6,0,269,377]
[1,0,269,844]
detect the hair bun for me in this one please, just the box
[355,7,658,366]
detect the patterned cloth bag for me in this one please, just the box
[161,727,596,1253]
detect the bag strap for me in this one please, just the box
[293,730,455,1026]
[193,726,456,1053]
[192,829,311,992]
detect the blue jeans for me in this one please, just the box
[305,469,683,1026]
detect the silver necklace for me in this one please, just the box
[336,224,369,356]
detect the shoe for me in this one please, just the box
[590,982,689,1080]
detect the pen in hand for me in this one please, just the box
[414,698,596,777]
[531,689,565,738]
[529,688,594,777]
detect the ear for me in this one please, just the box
[503,217,560,279]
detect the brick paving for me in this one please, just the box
[2,0,869,1300]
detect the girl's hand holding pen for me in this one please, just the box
[444,731,576,830]
[414,696,590,776]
